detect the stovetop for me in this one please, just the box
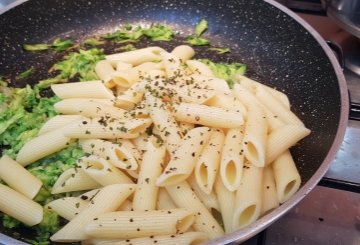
[0,1,359,245]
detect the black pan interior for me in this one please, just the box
[0,0,341,243]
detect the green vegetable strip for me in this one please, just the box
[16,68,34,80]
[195,19,208,37]
[199,59,247,88]
[186,19,211,46]
[23,44,50,52]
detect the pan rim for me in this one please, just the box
[0,0,350,244]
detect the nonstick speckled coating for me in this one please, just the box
[0,0,347,244]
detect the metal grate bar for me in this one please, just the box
[318,177,360,193]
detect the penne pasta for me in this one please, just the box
[54,100,126,119]
[233,84,267,167]
[145,92,183,154]
[95,60,117,88]
[106,47,165,66]
[0,155,42,199]
[78,155,133,186]
[261,166,279,215]
[171,45,195,61]
[51,81,115,99]
[0,183,43,226]
[194,129,225,194]
[64,117,152,139]
[188,175,220,212]
[51,167,102,194]
[272,150,301,203]
[220,127,245,192]
[255,85,303,125]
[214,177,235,234]
[51,184,136,242]
[156,127,212,186]
[186,60,214,77]
[233,164,263,230]
[79,139,139,170]
[266,124,311,165]
[165,181,224,239]
[38,115,85,135]
[133,136,166,211]
[85,209,195,239]
[46,197,88,221]
[156,188,177,210]
[97,232,208,245]
[16,125,75,166]
[173,102,244,128]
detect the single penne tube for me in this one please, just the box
[214,177,235,234]
[266,124,311,165]
[255,85,303,125]
[241,112,267,166]
[190,74,231,93]
[78,155,133,186]
[95,60,117,88]
[156,127,212,187]
[51,81,115,99]
[156,188,177,210]
[0,155,42,199]
[51,184,136,242]
[0,183,43,226]
[272,150,301,203]
[79,139,138,170]
[85,209,195,239]
[186,60,214,77]
[51,167,102,194]
[160,51,185,78]
[171,45,195,61]
[235,75,290,109]
[46,197,89,221]
[52,98,113,114]
[261,166,279,215]
[145,92,182,154]
[188,175,220,212]
[165,181,224,239]
[194,129,225,194]
[106,47,165,66]
[220,127,245,192]
[233,84,267,167]
[64,117,152,139]
[232,164,263,230]
[38,115,85,135]
[173,103,244,128]
[54,100,127,119]
[133,136,166,211]
[16,125,74,166]
[101,232,208,245]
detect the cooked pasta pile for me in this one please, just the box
[0,45,310,244]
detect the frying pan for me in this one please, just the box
[0,0,349,244]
